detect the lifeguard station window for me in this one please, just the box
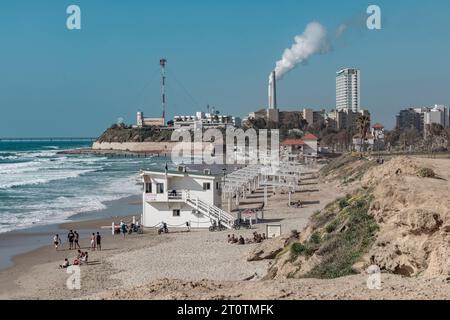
[156,183,164,194]
[145,183,152,194]
[203,182,211,190]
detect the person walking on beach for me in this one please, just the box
[96,232,102,251]
[90,233,96,250]
[74,231,81,249]
[67,230,75,250]
[53,234,62,251]
[121,223,127,238]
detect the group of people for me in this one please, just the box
[116,220,141,237]
[54,230,102,270]
[227,232,267,245]
[59,250,89,269]
[53,230,102,251]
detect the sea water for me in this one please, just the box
[0,141,166,234]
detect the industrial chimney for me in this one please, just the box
[268,70,277,110]
[267,71,279,123]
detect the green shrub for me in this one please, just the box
[310,232,322,244]
[304,192,379,279]
[338,198,349,209]
[325,220,338,233]
[417,167,435,178]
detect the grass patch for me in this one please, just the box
[289,191,379,279]
[325,220,339,233]
[304,192,378,279]
[290,232,323,260]
[417,167,435,178]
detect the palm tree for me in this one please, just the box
[355,115,370,152]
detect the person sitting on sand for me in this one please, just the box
[53,234,62,251]
[238,236,245,245]
[77,250,83,259]
[59,258,70,269]
[227,234,232,243]
[262,233,267,240]
[80,251,89,265]
[230,234,237,244]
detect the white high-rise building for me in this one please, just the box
[336,68,360,112]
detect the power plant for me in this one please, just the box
[267,70,279,122]
[268,70,277,109]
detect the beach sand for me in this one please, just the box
[0,169,340,300]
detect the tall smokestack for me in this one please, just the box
[268,70,277,110]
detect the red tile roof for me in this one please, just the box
[302,133,318,140]
[372,123,384,129]
[281,139,305,146]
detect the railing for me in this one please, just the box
[168,191,183,200]
[184,190,235,229]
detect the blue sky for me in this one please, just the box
[1,0,450,136]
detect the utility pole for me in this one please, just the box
[160,58,167,125]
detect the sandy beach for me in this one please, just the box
[4,156,450,300]
[0,168,340,300]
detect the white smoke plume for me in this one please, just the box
[274,22,330,79]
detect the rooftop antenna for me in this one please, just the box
[160,58,167,125]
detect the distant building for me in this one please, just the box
[396,105,449,133]
[336,68,360,112]
[173,111,241,130]
[327,108,370,130]
[371,123,385,151]
[136,111,165,128]
[352,133,374,152]
[302,108,326,128]
[396,108,423,132]
[280,133,318,158]
[424,105,449,128]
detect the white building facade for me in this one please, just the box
[336,68,360,112]
[141,168,235,229]
[173,111,241,130]
[424,105,450,128]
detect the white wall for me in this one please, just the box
[142,172,222,228]
[143,202,211,228]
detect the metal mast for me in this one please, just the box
[160,58,167,125]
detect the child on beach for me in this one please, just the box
[90,233,96,250]
[59,258,70,269]
[53,234,62,251]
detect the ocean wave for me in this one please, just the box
[0,174,140,234]
[0,168,98,190]
[0,155,19,160]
